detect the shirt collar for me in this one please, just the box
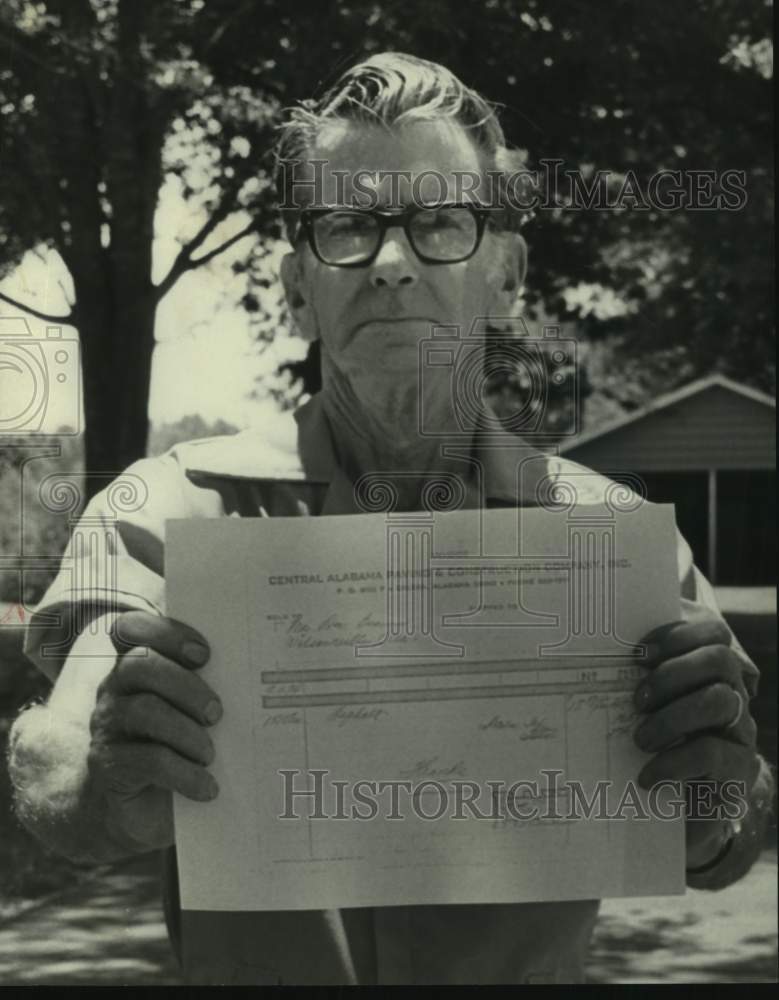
[293,392,553,513]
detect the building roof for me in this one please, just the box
[561,374,775,454]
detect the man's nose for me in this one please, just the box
[369,230,418,289]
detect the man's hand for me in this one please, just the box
[632,617,760,868]
[86,610,222,853]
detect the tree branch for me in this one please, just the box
[188,221,256,271]
[203,0,258,52]
[0,288,76,325]
[57,276,76,310]
[179,195,234,259]
[153,182,245,302]
[0,24,69,79]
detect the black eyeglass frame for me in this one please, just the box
[294,202,495,268]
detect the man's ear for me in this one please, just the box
[490,233,528,320]
[502,233,527,297]
[280,251,318,342]
[514,233,528,291]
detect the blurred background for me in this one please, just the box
[0,0,775,984]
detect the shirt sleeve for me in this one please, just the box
[23,450,223,683]
[675,528,760,698]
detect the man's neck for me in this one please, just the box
[319,377,476,511]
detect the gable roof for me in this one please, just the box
[561,375,775,454]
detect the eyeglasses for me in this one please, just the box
[295,202,493,267]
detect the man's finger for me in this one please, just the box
[111,610,210,668]
[637,735,761,790]
[634,645,743,712]
[90,742,218,802]
[638,618,732,665]
[634,683,746,752]
[93,692,216,766]
[112,647,222,726]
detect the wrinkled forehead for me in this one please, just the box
[285,118,488,210]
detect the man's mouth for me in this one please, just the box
[355,317,439,331]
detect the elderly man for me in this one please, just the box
[9,53,772,985]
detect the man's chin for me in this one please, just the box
[344,342,430,372]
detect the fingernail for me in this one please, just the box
[183,640,209,666]
[205,775,219,800]
[634,643,658,662]
[204,700,223,724]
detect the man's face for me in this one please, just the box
[281,119,523,380]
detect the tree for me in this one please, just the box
[147,413,239,455]
[1,1,772,490]
[0,0,280,493]
[239,0,773,408]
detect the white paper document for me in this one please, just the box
[167,502,685,911]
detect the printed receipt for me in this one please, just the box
[167,503,685,911]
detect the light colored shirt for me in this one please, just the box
[23,394,759,985]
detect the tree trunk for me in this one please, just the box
[65,0,167,500]
[77,291,156,493]
[6,1,193,500]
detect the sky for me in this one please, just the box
[0,177,305,437]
